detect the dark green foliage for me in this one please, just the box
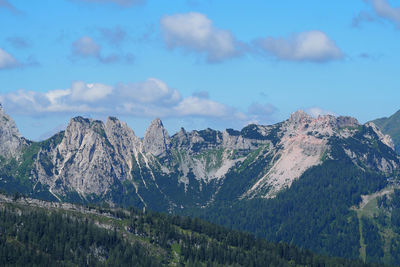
[127,206,376,267]
[0,206,160,266]
[240,124,268,140]
[240,123,281,145]
[197,128,222,143]
[361,217,384,263]
[191,160,388,261]
[0,200,377,267]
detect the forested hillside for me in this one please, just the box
[0,194,379,267]
[190,158,400,265]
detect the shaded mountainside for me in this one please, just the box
[0,194,376,267]
[372,109,400,153]
[1,106,400,264]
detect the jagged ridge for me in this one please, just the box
[0,107,398,212]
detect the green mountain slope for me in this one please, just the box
[189,136,400,265]
[0,195,376,267]
[372,109,400,153]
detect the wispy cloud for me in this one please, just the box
[71,36,134,64]
[306,107,336,118]
[99,26,126,47]
[247,102,277,124]
[352,11,376,27]
[253,31,344,63]
[6,37,31,49]
[0,0,20,14]
[367,0,400,26]
[72,0,145,7]
[160,12,243,63]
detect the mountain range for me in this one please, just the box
[1,104,400,265]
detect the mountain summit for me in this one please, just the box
[0,107,397,210]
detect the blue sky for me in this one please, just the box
[1,0,400,139]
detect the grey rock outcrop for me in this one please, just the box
[143,118,171,156]
[0,104,26,158]
[36,117,121,197]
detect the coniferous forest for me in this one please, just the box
[0,195,381,267]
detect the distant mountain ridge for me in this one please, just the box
[0,105,397,209]
[1,104,400,264]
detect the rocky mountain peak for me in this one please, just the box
[289,110,312,124]
[0,105,26,158]
[105,116,141,152]
[62,117,106,152]
[143,118,171,156]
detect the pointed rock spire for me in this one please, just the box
[143,118,170,156]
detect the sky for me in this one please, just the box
[1,0,400,140]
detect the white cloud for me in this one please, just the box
[369,0,400,25]
[70,81,113,102]
[306,107,336,118]
[173,96,234,117]
[0,48,19,69]
[116,78,181,106]
[254,31,344,63]
[160,12,242,63]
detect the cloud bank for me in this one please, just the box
[0,79,235,119]
[0,79,277,126]
[253,31,343,63]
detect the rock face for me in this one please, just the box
[0,106,398,210]
[36,117,120,197]
[243,110,397,198]
[0,104,26,158]
[143,119,170,157]
[371,109,400,152]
